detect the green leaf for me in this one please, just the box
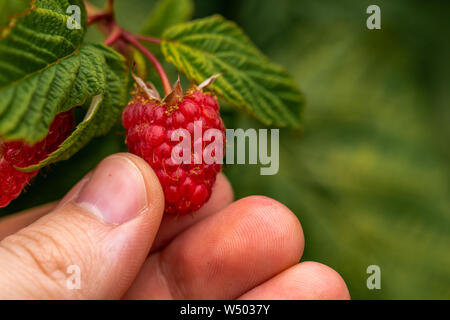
[140,0,193,37]
[19,43,129,172]
[0,0,87,142]
[161,15,304,128]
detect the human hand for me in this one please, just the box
[0,153,349,299]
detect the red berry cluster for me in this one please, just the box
[0,110,75,207]
[122,89,226,215]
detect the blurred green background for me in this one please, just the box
[1,0,449,299]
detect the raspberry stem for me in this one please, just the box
[121,32,172,96]
[85,1,113,25]
[85,0,172,96]
[103,24,122,46]
[133,34,162,45]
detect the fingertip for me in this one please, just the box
[297,261,350,300]
[58,152,165,219]
[113,153,165,215]
[235,195,305,261]
[125,195,306,299]
[239,261,350,300]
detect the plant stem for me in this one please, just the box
[104,24,122,46]
[134,34,162,45]
[87,13,112,25]
[106,0,115,13]
[85,1,112,25]
[85,0,171,96]
[84,0,102,16]
[121,31,172,96]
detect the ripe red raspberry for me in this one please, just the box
[122,85,226,215]
[0,158,37,207]
[0,110,75,207]
[2,110,75,168]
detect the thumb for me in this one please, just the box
[0,153,164,299]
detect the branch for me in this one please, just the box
[104,25,122,46]
[134,34,162,45]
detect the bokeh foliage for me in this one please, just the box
[1,0,449,299]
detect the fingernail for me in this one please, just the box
[76,156,148,224]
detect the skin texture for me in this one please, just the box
[0,153,350,299]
